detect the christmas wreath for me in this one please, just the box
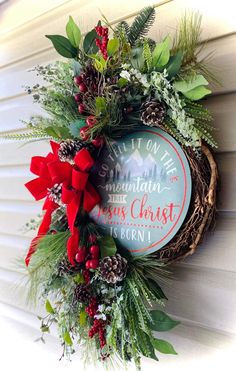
[10,7,218,369]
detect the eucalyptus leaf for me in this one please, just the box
[79,309,87,326]
[95,96,106,115]
[152,338,178,355]
[130,47,145,70]
[182,85,211,101]
[149,310,180,331]
[63,331,73,346]
[41,325,50,333]
[100,236,117,258]
[69,119,86,137]
[71,59,82,76]
[152,36,170,68]
[83,29,99,54]
[45,35,77,58]
[45,299,55,315]
[166,51,183,79]
[107,38,119,56]
[45,126,71,139]
[66,16,81,47]
[174,74,209,93]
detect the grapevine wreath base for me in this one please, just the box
[156,142,218,263]
[7,7,220,370]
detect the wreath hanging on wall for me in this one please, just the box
[11,7,218,369]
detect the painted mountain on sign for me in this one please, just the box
[108,149,164,181]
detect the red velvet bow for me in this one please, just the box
[24,141,100,267]
[60,149,101,265]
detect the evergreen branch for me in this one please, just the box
[172,12,218,84]
[143,39,153,72]
[0,130,51,141]
[128,7,156,46]
[114,21,130,41]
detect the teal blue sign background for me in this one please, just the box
[90,128,192,255]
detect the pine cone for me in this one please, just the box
[58,258,81,276]
[99,254,128,284]
[58,139,95,163]
[73,284,92,303]
[140,100,166,127]
[48,183,62,204]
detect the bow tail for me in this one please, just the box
[65,195,81,265]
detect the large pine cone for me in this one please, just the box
[73,284,91,303]
[99,254,128,284]
[140,99,166,127]
[58,139,95,163]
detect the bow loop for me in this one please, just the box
[74,148,94,171]
[72,168,89,190]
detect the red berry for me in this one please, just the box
[86,115,97,127]
[79,83,87,93]
[78,103,85,115]
[90,245,100,259]
[85,260,92,269]
[92,136,104,148]
[80,126,89,140]
[75,248,86,263]
[96,39,101,47]
[89,259,99,269]
[74,93,82,103]
[74,76,83,85]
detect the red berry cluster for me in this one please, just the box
[73,75,104,148]
[85,297,98,318]
[85,234,100,270]
[88,319,106,348]
[79,116,104,148]
[95,25,109,60]
[73,75,87,116]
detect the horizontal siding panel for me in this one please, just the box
[0,141,50,166]
[216,152,236,212]
[165,265,236,335]
[0,201,42,237]
[0,93,45,128]
[0,268,28,310]
[204,93,236,152]
[1,0,235,72]
[182,216,236,272]
[0,166,33,201]
[0,0,69,37]
[0,234,31,271]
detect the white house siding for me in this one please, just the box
[0,1,236,370]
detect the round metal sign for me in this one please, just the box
[90,128,192,255]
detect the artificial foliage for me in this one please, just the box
[7,7,219,370]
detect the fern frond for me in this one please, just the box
[114,20,130,40]
[128,7,155,46]
[143,39,153,72]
